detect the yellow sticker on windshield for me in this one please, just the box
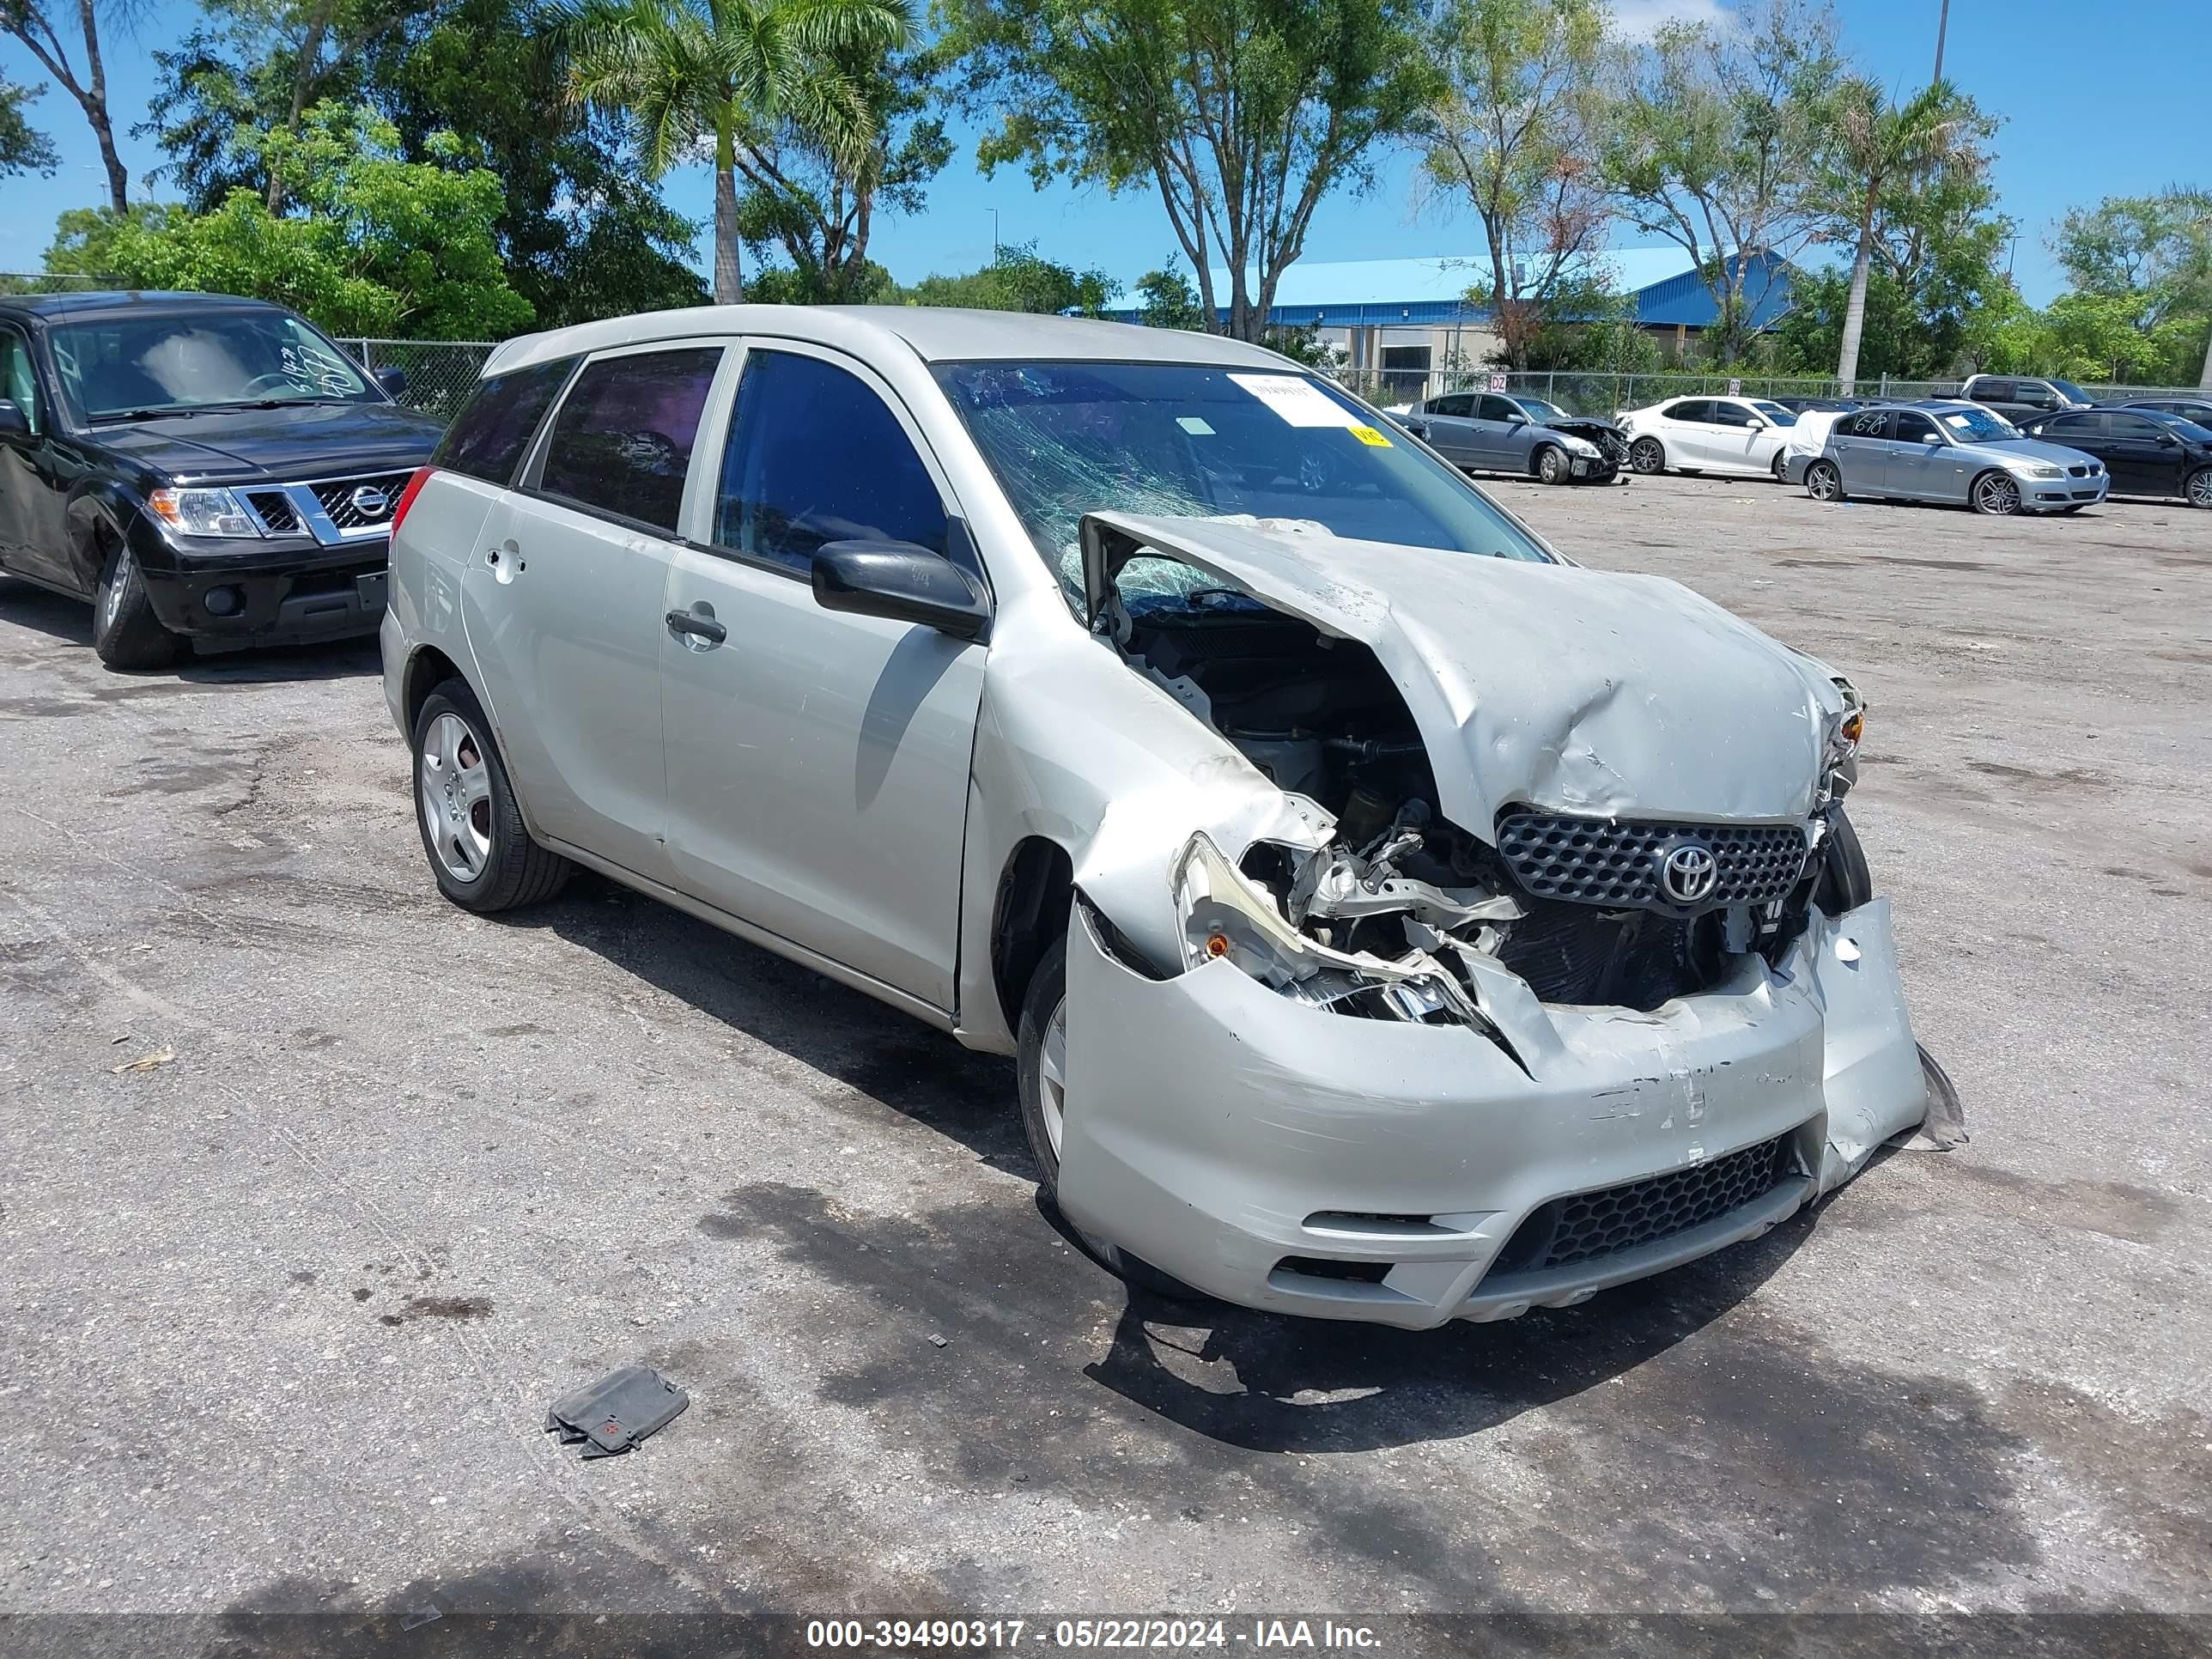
[1349,424,1393,447]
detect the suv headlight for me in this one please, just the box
[149,487,264,538]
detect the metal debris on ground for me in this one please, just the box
[544,1365,689,1460]
[110,1048,176,1074]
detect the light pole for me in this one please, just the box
[1932,0,1951,84]
[989,210,1000,257]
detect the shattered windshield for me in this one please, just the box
[933,361,1551,605]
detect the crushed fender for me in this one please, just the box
[544,1365,689,1459]
[1890,1043,1969,1152]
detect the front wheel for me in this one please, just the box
[93,540,183,671]
[1628,436,1665,475]
[1771,452,1790,482]
[1971,470,2021,516]
[1534,444,1569,485]
[2186,466,2212,509]
[1018,933,1202,1301]
[411,678,572,912]
[1805,459,1843,502]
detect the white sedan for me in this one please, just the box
[1615,395,1800,480]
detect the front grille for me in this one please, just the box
[1495,811,1809,915]
[1481,1133,1797,1281]
[307,471,411,532]
[244,489,302,534]
[2069,465,2089,477]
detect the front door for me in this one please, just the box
[459,343,726,883]
[1883,410,1948,499]
[2106,411,2182,496]
[659,343,986,1011]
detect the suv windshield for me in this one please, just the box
[933,361,1551,605]
[2051,379,2088,404]
[1933,405,2017,443]
[49,309,378,421]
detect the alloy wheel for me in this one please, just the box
[1629,437,1664,474]
[1974,471,2021,516]
[1038,997,1069,1158]
[418,711,494,882]
[1539,447,1565,484]
[1807,461,1841,502]
[103,550,129,629]
[1771,453,1788,481]
[2189,468,2212,509]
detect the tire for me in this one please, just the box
[1805,459,1844,503]
[411,677,572,913]
[2186,466,2212,509]
[92,539,184,671]
[1534,444,1569,485]
[1771,452,1790,482]
[1814,806,1873,915]
[1017,933,1203,1301]
[1970,469,2021,516]
[1628,436,1665,475]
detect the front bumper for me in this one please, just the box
[1057,896,1925,1329]
[2021,472,2108,511]
[131,515,389,646]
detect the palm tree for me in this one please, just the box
[560,0,908,303]
[1824,76,1983,394]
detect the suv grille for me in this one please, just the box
[243,489,302,534]
[308,471,411,531]
[1481,1133,1796,1281]
[1495,811,1808,915]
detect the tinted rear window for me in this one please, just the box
[537,348,723,534]
[434,358,576,484]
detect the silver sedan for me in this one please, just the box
[1400,391,1623,483]
[1785,400,2110,515]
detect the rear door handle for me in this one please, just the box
[665,608,726,645]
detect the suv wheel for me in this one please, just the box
[1628,436,1665,474]
[93,541,183,670]
[1017,933,1202,1301]
[412,678,572,912]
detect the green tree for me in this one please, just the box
[733,45,949,301]
[2053,190,2212,388]
[1601,0,1840,363]
[1134,261,1205,330]
[1816,76,1992,392]
[559,0,908,304]
[1418,0,1608,370]
[0,75,58,182]
[2,0,132,210]
[896,240,1117,314]
[64,104,532,337]
[947,0,1432,343]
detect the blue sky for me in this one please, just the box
[3,0,2205,307]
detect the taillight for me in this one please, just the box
[390,465,434,537]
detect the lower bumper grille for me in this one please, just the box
[1483,1133,1797,1279]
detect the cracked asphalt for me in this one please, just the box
[2,475,2207,1647]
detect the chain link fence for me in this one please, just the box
[332,338,496,424]
[1332,365,2212,416]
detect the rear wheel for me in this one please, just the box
[411,678,572,912]
[1534,444,1569,485]
[1971,470,2021,516]
[1628,436,1665,475]
[92,540,183,671]
[2186,466,2212,509]
[1018,934,1203,1301]
[1805,460,1843,502]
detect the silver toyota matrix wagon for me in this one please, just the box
[380,307,1945,1328]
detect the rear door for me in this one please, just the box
[1415,392,1480,465]
[460,342,726,883]
[1660,400,1712,465]
[658,342,987,1009]
[1829,409,1893,494]
[0,322,77,590]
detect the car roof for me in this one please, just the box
[482,305,1298,378]
[0,289,289,322]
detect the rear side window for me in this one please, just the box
[537,347,723,534]
[2108,413,2164,440]
[714,349,947,574]
[1972,380,2013,402]
[1846,410,1890,438]
[1665,399,1709,423]
[2044,412,2100,436]
[434,358,575,484]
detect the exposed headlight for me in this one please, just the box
[2020,464,2064,481]
[1821,678,1865,802]
[149,486,264,538]
[1562,435,1601,458]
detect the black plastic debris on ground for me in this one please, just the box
[544,1366,689,1459]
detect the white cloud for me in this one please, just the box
[1610,0,1729,42]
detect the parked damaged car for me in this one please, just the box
[382,307,1945,1328]
[1395,391,1628,483]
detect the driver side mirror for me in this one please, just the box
[374,365,409,398]
[1747,415,1769,429]
[812,539,991,641]
[0,398,29,440]
[1503,410,1526,425]
[1922,431,1944,443]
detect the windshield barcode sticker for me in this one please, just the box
[1229,373,1360,428]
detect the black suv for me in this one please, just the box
[0,290,442,668]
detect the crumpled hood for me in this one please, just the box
[1084,511,1844,834]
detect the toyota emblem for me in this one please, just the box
[1659,842,1719,906]
[349,484,391,519]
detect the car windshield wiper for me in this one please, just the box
[191,396,353,411]
[92,406,202,422]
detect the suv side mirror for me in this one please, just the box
[374,365,409,398]
[0,398,29,440]
[812,539,991,641]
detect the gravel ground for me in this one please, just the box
[2,475,2207,1645]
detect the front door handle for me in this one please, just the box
[665,607,726,646]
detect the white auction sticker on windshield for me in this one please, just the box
[1229,373,1359,428]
